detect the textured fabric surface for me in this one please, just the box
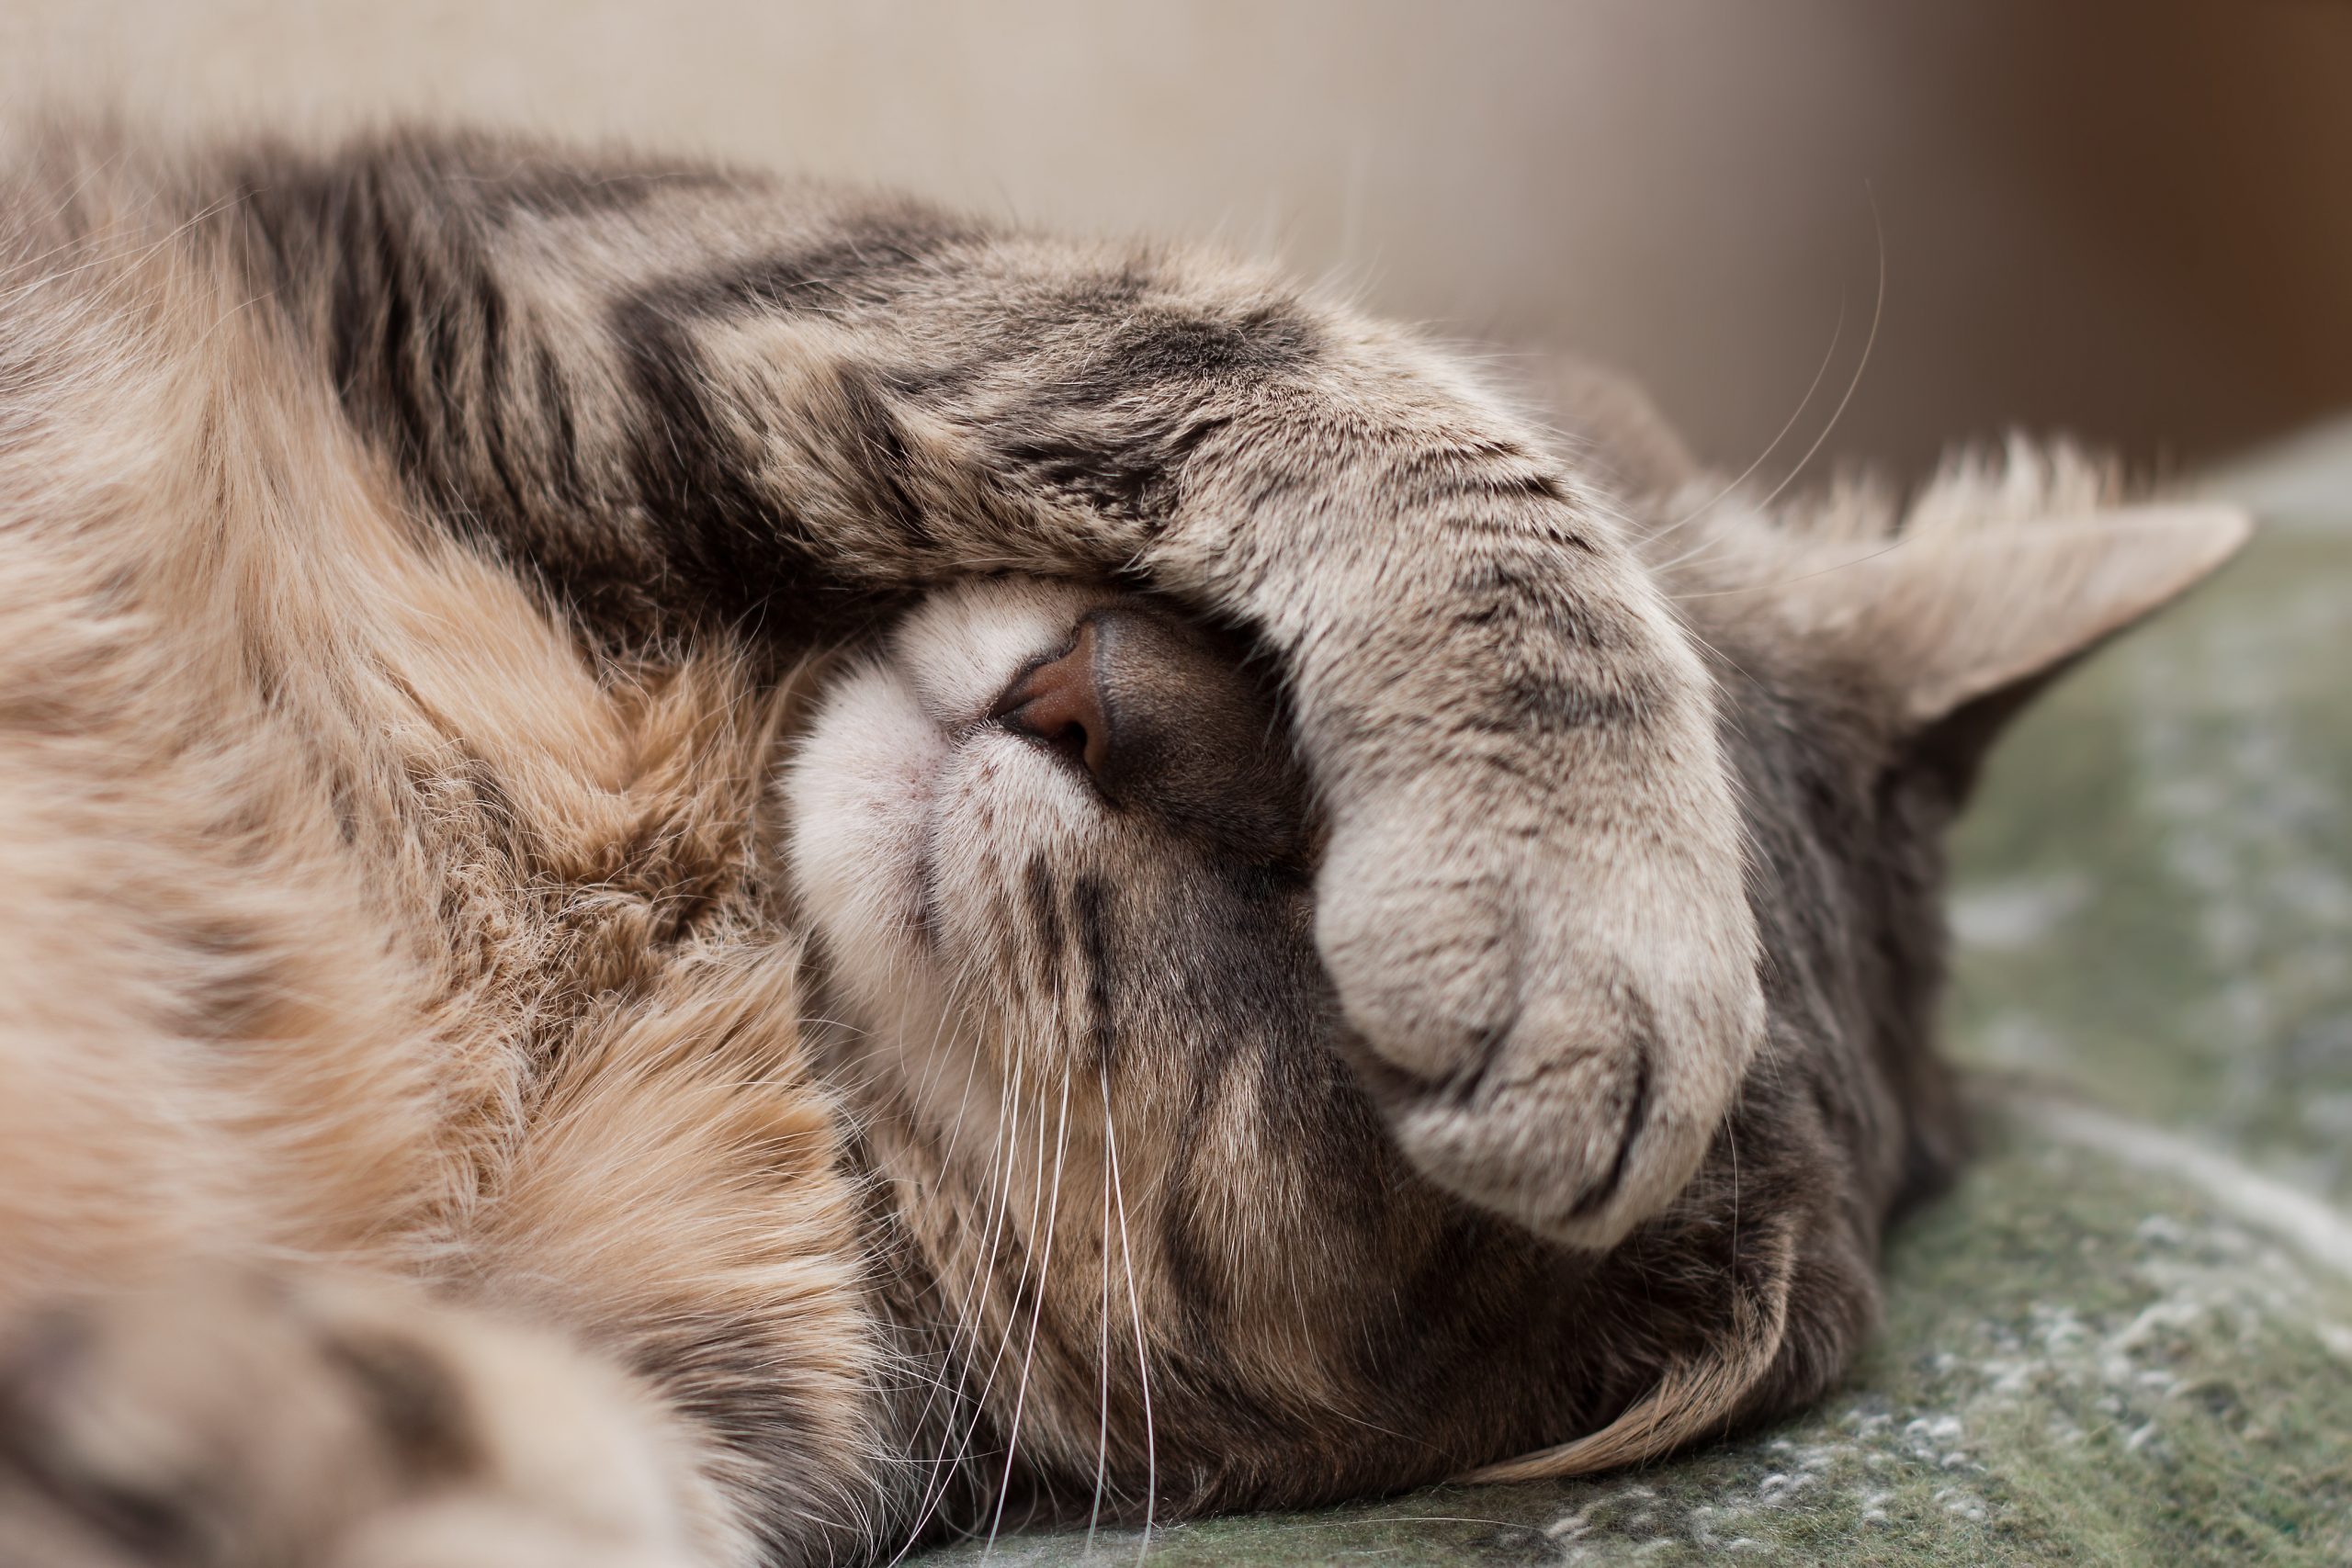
[928,429,2352,1565]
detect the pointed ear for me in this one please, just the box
[1791,503,2254,795]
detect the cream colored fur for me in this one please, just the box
[0,171,874,1566]
[0,130,2254,1562]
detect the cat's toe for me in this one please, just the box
[0,1311,195,1566]
[1351,983,1746,1249]
[1321,818,1761,1247]
[0,1272,435,1565]
[0,1272,700,1568]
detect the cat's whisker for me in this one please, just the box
[910,875,1067,1514]
[916,931,1058,1495]
[886,970,1020,1562]
[985,1059,1075,1551]
[1645,290,1847,551]
[1085,1091,1115,1551]
[1103,1070,1156,1563]
[1664,616,1769,703]
[6,119,2245,1568]
[1668,531,1917,603]
[1748,186,1886,519]
[1643,190,1887,598]
[1641,497,1770,579]
[917,1135,1032,1532]
[932,1040,1046,1544]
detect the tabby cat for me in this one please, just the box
[0,124,2245,1566]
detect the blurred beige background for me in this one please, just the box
[6,0,2348,477]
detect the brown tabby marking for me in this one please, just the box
[0,121,2246,1565]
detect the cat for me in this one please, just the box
[0,122,2247,1566]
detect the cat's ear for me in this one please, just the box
[1799,502,2253,795]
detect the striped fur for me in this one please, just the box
[0,122,2245,1564]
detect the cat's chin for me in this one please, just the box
[784,655,944,1010]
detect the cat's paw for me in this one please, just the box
[1317,740,1761,1251]
[0,1272,703,1568]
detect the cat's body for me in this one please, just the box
[0,125,2246,1567]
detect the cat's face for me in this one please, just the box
[788,579,1492,1512]
[780,471,2252,1516]
[789,580,1327,1138]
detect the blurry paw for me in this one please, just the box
[0,1272,699,1567]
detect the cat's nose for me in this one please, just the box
[990,618,1112,778]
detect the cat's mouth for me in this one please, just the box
[784,575,1314,1039]
[784,580,1118,1019]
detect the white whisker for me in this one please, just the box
[1103,1072,1155,1563]
[1085,1093,1114,1549]
[986,1062,1074,1551]
[1751,185,1887,518]
[1651,290,1846,547]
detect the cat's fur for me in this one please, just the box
[0,123,2247,1566]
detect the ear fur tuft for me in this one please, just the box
[1646,437,2252,798]
[1801,500,2254,731]
[1663,439,2251,734]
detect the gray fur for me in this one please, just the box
[0,122,2246,1564]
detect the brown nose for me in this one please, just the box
[990,617,1112,778]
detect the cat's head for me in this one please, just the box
[782,439,2248,1517]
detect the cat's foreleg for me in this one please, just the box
[229,147,1764,1247]
[682,295,1768,1251]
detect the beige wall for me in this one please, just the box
[7,0,2347,477]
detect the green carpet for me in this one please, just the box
[933,430,2352,1565]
